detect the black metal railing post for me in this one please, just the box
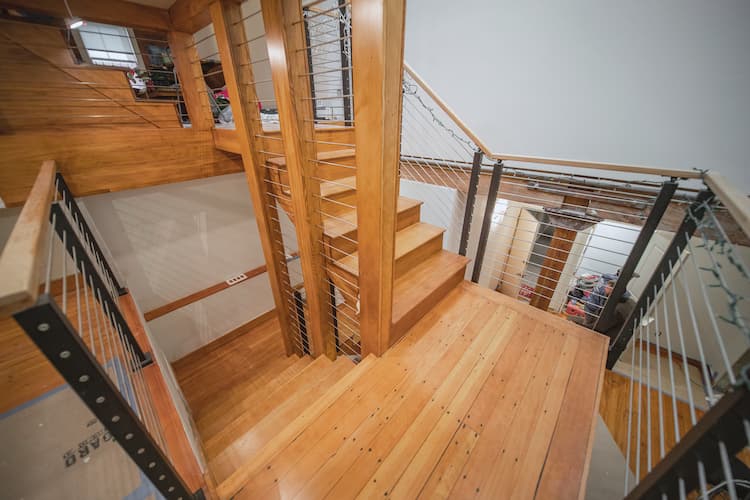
[13,295,194,500]
[471,160,503,283]
[294,289,310,355]
[594,180,679,334]
[51,204,148,364]
[606,189,715,368]
[458,150,483,257]
[55,173,125,295]
[624,364,750,499]
[337,0,352,125]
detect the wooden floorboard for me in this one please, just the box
[175,281,608,499]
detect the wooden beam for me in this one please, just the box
[0,160,56,317]
[169,0,213,34]
[210,0,299,356]
[260,0,336,359]
[143,264,270,321]
[352,0,406,356]
[168,31,214,130]
[3,0,171,31]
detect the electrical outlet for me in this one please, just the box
[225,273,248,286]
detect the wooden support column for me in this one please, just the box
[168,31,214,131]
[210,0,298,355]
[351,0,406,356]
[530,195,596,311]
[261,0,336,359]
[529,226,577,311]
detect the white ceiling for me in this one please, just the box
[123,0,176,8]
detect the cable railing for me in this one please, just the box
[401,60,749,498]
[612,184,750,499]
[0,162,194,499]
[299,0,361,360]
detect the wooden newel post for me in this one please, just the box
[262,0,336,359]
[352,0,406,356]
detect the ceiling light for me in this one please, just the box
[67,17,85,29]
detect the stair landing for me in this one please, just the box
[179,282,608,499]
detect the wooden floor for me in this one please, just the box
[175,281,608,499]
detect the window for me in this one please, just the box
[74,22,141,69]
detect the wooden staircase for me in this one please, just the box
[266,148,471,348]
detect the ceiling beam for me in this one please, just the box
[4,0,171,31]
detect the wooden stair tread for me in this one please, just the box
[319,175,356,199]
[209,356,356,482]
[333,221,445,277]
[391,250,470,330]
[266,148,355,167]
[215,354,378,497]
[203,354,336,461]
[322,196,423,239]
[197,354,310,441]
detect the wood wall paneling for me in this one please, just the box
[2,0,171,32]
[0,127,242,207]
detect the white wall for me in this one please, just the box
[577,220,641,277]
[80,173,278,362]
[405,0,750,193]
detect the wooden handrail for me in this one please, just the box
[403,61,702,180]
[704,171,750,238]
[403,62,493,157]
[0,160,57,316]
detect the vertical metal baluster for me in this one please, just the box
[81,261,97,362]
[653,284,665,459]
[678,476,687,500]
[61,230,67,313]
[97,288,123,392]
[677,250,715,406]
[44,213,57,294]
[90,276,109,374]
[645,296,653,472]
[719,440,738,500]
[72,248,83,339]
[123,332,166,452]
[686,237,737,386]
[635,315,645,480]
[669,258,698,425]
[697,459,709,500]
[104,304,140,416]
[624,316,638,495]
[661,271,682,442]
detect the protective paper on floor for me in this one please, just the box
[0,381,160,499]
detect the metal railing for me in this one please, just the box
[0,164,196,499]
[400,62,750,499]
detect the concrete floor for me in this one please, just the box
[586,416,635,500]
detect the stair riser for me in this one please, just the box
[321,190,357,216]
[324,203,421,261]
[390,263,467,345]
[326,227,442,296]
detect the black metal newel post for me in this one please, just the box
[594,179,679,334]
[458,150,483,257]
[471,160,503,283]
[606,189,715,368]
